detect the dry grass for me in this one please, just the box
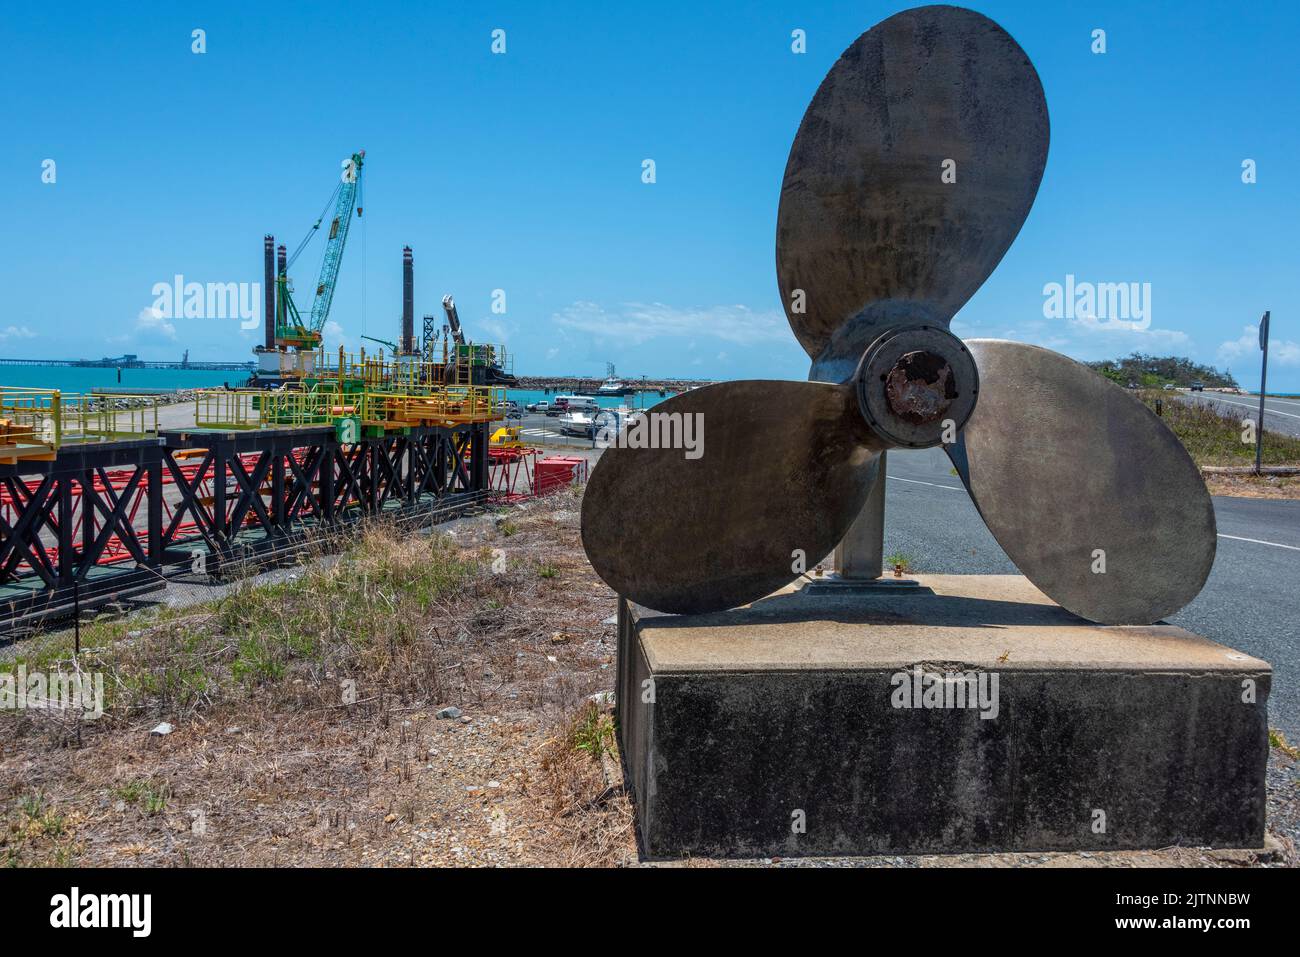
[528,702,635,866]
[1202,472,1300,499]
[0,486,636,867]
[1132,390,1300,499]
[1139,390,1300,467]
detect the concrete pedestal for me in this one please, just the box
[616,575,1270,860]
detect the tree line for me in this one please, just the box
[1086,353,1239,389]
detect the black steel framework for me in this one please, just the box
[0,422,491,627]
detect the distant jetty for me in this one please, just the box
[0,355,254,371]
[515,375,714,393]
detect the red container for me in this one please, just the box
[534,456,586,495]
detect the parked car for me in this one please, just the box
[525,401,550,413]
[552,395,599,415]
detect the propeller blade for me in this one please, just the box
[581,381,881,614]
[948,340,1216,624]
[776,6,1050,380]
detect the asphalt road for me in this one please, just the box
[509,409,610,448]
[1176,391,1300,439]
[883,446,1300,740]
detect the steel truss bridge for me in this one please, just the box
[0,421,491,629]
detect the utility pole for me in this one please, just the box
[1255,310,1270,475]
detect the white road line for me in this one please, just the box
[888,476,963,491]
[887,477,1300,552]
[1217,533,1300,552]
[1193,395,1300,419]
[1242,394,1300,410]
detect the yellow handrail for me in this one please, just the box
[0,387,163,455]
[192,383,504,431]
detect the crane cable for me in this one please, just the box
[359,166,367,340]
[286,180,342,272]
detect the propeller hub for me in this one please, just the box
[884,350,955,424]
[855,326,978,449]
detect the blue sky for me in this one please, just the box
[3,0,1297,389]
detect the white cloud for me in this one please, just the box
[1218,323,1300,367]
[1067,314,1190,347]
[0,325,36,341]
[551,301,790,346]
[320,320,360,352]
[954,314,1192,365]
[966,315,1185,352]
[134,306,176,341]
[478,318,514,344]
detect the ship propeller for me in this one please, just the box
[581,5,1215,624]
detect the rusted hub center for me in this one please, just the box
[884,350,955,424]
[855,325,978,449]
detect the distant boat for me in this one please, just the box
[578,363,636,397]
[595,376,633,396]
[558,411,596,436]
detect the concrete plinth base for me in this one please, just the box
[803,575,924,595]
[616,575,1270,860]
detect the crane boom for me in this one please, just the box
[307,150,365,333]
[442,295,466,346]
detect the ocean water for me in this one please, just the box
[0,365,242,394]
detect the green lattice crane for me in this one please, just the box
[276,150,365,350]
